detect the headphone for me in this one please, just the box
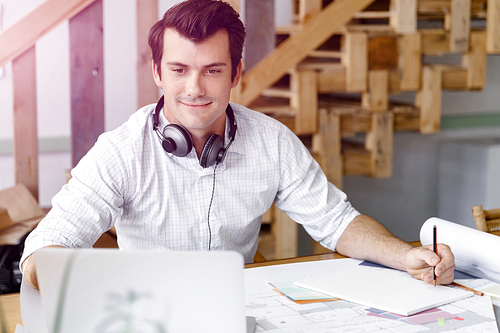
[152,96,237,168]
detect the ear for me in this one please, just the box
[152,60,162,87]
[231,60,243,89]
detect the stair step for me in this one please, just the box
[308,50,343,59]
[262,87,293,99]
[353,11,391,19]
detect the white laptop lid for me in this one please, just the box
[28,248,246,333]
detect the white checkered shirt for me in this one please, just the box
[22,102,359,264]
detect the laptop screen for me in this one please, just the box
[27,249,246,333]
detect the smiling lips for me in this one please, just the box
[180,101,212,108]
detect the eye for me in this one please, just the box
[207,69,221,75]
[173,68,186,74]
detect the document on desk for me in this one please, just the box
[294,264,471,316]
[245,259,499,332]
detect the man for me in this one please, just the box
[21,0,454,290]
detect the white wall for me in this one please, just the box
[437,139,500,230]
[342,126,500,243]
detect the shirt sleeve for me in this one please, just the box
[274,128,360,252]
[20,133,127,267]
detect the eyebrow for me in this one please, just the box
[166,61,228,69]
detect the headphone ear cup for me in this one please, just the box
[200,134,224,168]
[162,124,193,157]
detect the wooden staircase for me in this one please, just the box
[235,0,500,259]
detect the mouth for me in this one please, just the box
[180,101,212,108]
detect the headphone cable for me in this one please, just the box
[207,162,219,250]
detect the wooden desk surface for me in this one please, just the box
[0,292,22,333]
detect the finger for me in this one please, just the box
[421,262,455,285]
[419,245,441,267]
[435,244,455,273]
[436,244,454,264]
[436,262,455,284]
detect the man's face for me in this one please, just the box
[153,28,241,136]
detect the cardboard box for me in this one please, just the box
[0,184,45,246]
[0,207,14,230]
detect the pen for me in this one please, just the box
[451,282,484,296]
[433,225,437,286]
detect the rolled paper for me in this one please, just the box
[420,217,500,279]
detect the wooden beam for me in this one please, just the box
[368,35,398,70]
[343,31,368,92]
[290,70,318,134]
[272,207,298,259]
[390,0,417,34]
[389,69,402,94]
[399,33,421,91]
[136,0,158,109]
[69,0,104,167]
[299,0,323,25]
[449,0,471,53]
[416,66,442,134]
[365,112,393,178]
[12,46,39,200]
[486,0,500,53]
[318,66,346,92]
[241,0,376,106]
[463,31,487,89]
[341,112,372,135]
[362,70,389,112]
[393,109,420,131]
[343,144,371,176]
[0,0,97,67]
[421,29,450,55]
[441,67,468,89]
[313,109,343,189]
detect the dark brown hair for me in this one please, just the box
[148,0,246,82]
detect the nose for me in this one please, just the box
[186,73,205,98]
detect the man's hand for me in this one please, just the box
[403,244,455,285]
[336,215,456,285]
[21,254,39,290]
[21,245,66,290]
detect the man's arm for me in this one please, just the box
[21,245,66,290]
[335,214,455,285]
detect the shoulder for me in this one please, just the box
[97,103,156,151]
[71,103,157,185]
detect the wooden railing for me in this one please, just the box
[0,0,158,200]
[238,0,376,106]
[0,0,96,67]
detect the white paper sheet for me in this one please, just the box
[294,264,472,316]
[420,217,500,283]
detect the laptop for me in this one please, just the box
[22,248,249,333]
